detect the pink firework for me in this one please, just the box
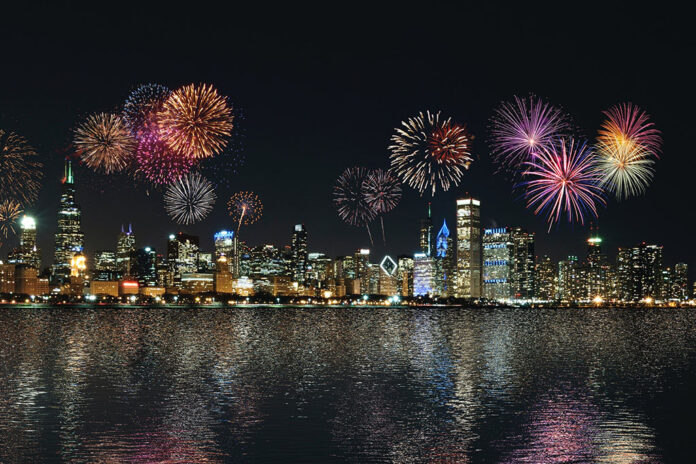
[522,139,605,231]
[489,95,570,173]
[598,102,662,157]
[133,117,196,185]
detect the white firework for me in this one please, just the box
[164,172,216,224]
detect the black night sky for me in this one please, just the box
[1,4,693,273]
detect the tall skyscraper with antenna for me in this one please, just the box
[419,202,434,257]
[52,160,85,284]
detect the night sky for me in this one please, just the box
[1,4,692,273]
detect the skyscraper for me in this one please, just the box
[455,197,482,298]
[558,256,580,302]
[483,228,513,300]
[53,160,84,284]
[8,215,41,270]
[116,224,136,278]
[132,247,158,287]
[511,227,535,299]
[94,250,118,281]
[214,230,235,272]
[535,255,556,300]
[291,224,308,283]
[434,219,455,297]
[413,252,434,296]
[354,249,370,294]
[631,243,663,301]
[583,235,607,299]
[167,233,200,282]
[672,263,689,301]
[419,202,434,257]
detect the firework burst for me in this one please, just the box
[333,167,377,243]
[0,199,22,238]
[228,191,263,233]
[74,113,136,174]
[522,139,605,231]
[596,103,661,200]
[134,125,196,186]
[489,95,570,173]
[363,169,401,214]
[122,83,171,134]
[163,172,216,225]
[0,129,44,206]
[389,111,473,196]
[158,83,234,159]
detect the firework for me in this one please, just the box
[122,83,171,134]
[489,95,570,172]
[0,129,44,206]
[74,113,136,174]
[227,191,263,233]
[595,103,661,200]
[522,139,605,231]
[598,103,662,157]
[363,169,402,214]
[333,167,376,245]
[0,200,22,238]
[163,172,216,225]
[158,83,234,159]
[389,111,473,196]
[134,127,196,185]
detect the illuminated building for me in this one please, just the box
[132,247,158,287]
[14,265,38,295]
[335,255,355,280]
[291,224,308,283]
[379,255,398,296]
[535,255,556,300]
[214,230,234,271]
[483,228,513,300]
[672,263,689,301]
[367,263,380,294]
[167,232,200,282]
[119,280,139,296]
[94,250,118,281]
[68,252,88,295]
[198,252,214,272]
[419,202,434,257]
[307,252,332,283]
[511,227,535,299]
[434,219,455,297]
[456,197,482,298]
[582,235,607,299]
[354,249,371,294]
[214,256,234,294]
[616,248,633,301]
[413,252,434,297]
[397,256,414,297]
[180,272,214,294]
[116,224,136,277]
[558,256,581,302]
[233,276,255,296]
[8,216,41,270]
[90,280,119,297]
[629,243,663,301]
[0,263,15,293]
[659,267,672,301]
[53,160,84,283]
[271,275,293,296]
[140,286,165,298]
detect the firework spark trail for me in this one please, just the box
[363,169,401,243]
[389,111,473,196]
[522,139,605,231]
[0,199,22,238]
[74,113,136,174]
[122,83,171,134]
[333,167,376,245]
[596,103,661,200]
[133,119,196,185]
[227,191,263,236]
[489,95,570,174]
[158,83,234,159]
[0,129,44,206]
[163,172,216,225]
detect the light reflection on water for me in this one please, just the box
[1,307,693,462]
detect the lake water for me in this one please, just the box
[1,306,694,463]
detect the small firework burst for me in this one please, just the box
[134,126,196,186]
[0,129,44,206]
[522,139,605,231]
[158,83,234,159]
[0,199,22,238]
[74,113,136,174]
[489,95,570,173]
[389,111,473,196]
[363,169,401,214]
[227,191,263,232]
[163,172,216,225]
[333,167,376,227]
[122,83,171,134]
[598,103,662,157]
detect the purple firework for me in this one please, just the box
[490,95,570,174]
[522,138,605,231]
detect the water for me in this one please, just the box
[1,306,694,463]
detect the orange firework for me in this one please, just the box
[74,113,136,174]
[227,191,262,234]
[0,129,44,206]
[158,83,234,159]
[0,199,23,238]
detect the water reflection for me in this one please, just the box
[1,307,693,462]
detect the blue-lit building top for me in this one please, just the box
[436,219,450,258]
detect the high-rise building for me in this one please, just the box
[8,215,41,270]
[483,228,513,300]
[413,252,435,296]
[511,227,535,299]
[116,224,136,277]
[455,197,482,298]
[434,219,455,297]
[0,263,16,293]
[672,263,689,301]
[354,249,371,294]
[378,255,398,296]
[419,203,434,257]
[53,160,84,283]
[132,247,158,287]
[630,243,663,301]
[291,224,308,283]
[94,250,118,281]
[616,247,633,301]
[307,252,332,283]
[584,235,607,299]
[214,230,235,272]
[167,232,199,282]
[397,256,414,297]
[535,255,556,300]
[558,256,580,302]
